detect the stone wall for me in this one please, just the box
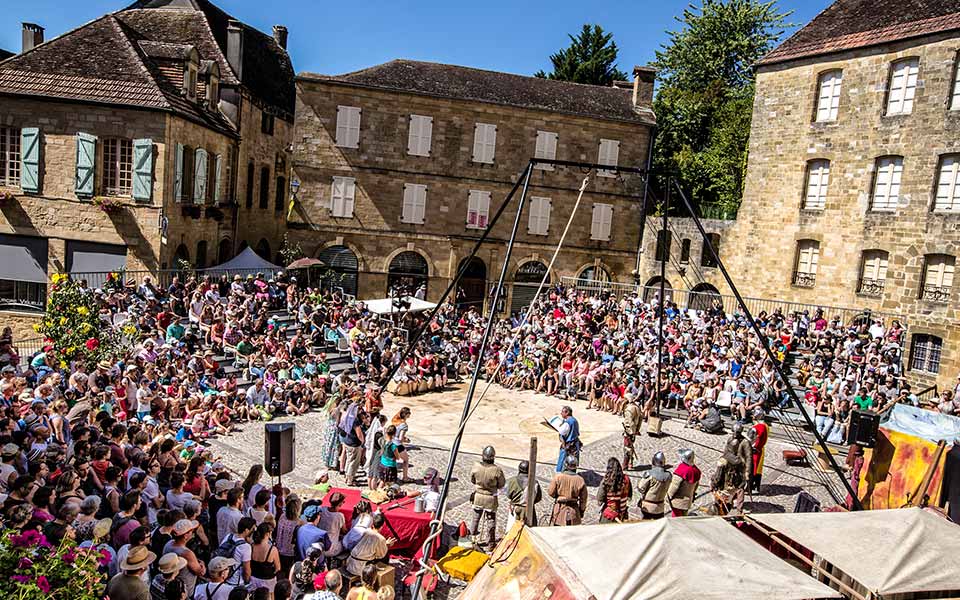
[728,32,960,388]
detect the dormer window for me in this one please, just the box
[183,48,200,101]
[200,60,221,108]
[208,73,219,106]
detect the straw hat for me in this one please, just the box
[157,552,187,575]
[171,519,199,537]
[120,545,156,571]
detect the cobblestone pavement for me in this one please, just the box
[207,386,841,598]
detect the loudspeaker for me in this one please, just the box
[846,409,880,448]
[265,422,295,476]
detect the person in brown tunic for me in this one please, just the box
[636,451,671,519]
[547,454,587,526]
[469,445,505,549]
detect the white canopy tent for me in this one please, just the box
[203,247,282,274]
[363,296,437,315]
[750,508,960,599]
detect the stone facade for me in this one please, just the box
[728,32,960,388]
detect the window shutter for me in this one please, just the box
[407,116,418,155]
[330,179,343,216]
[336,107,347,146]
[472,124,483,162]
[486,125,496,163]
[213,154,223,204]
[75,132,97,197]
[415,185,426,224]
[402,184,413,222]
[936,156,960,212]
[343,178,355,217]
[529,197,551,235]
[467,190,478,226]
[478,192,489,228]
[598,139,620,177]
[132,138,153,201]
[174,143,184,202]
[193,148,208,204]
[591,204,602,239]
[528,196,539,233]
[20,127,40,193]
[600,204,612,240]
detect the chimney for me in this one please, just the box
[632,65,656,106]
[21,23,44,53]
[226,19,244,81]
[272,25,288,50]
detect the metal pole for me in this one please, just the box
[410,163,535,599]
[635,128,656,282]
[377,165,531,390]
[525,437,538,526]
[654,182,668,417]
[671,179,862,510]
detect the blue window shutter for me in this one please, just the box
[213,154,223,204]
[20,128,40,193]
[193,148,208,204]
[174,143,184,202]
[132,138,153,201]
[75,132,97,197]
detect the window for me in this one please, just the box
[0,127,21,187]
[527,196,551,235]
[934,155,960,212]
[102,138,133,196]
[207,74,219,106]
[597,138,620,177]
[275,176,286,212]
[330,176,355,218]
[245,162,255,208]
[401,183,427,224]
[655,230,671,262]
[472,123,496,164]
[224,146,234,204]
[871,156,903,212]
[910,334,942,374]
[590,203,613,241]
[680,239,691,264]
[858,249,888,296]
[261,112,275,136]
[258,166,270,209]
[180,146,194,203]
[701,233,721,268]
[804,159,830,210]
[794,240,819,287]
[534,131,558,170]
[184,60,198,101]
[886,58,919,115]
[952,56,960,111]
[335,106,361,148]
[815,70,842,122]
[407,115,432,157]
[466,190,490,229]
[921,254,954,302]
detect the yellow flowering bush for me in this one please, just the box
[34,274,122,367]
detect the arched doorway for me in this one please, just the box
[387,251,429,297]
[457,256,487,310]
[255,239,271,261]
[317,245,359,297]
[511,260,550,314]
[577,265,610,291]
[174,243,190,266]
[688,282,722,313]
[643,276,672,303]
[217,239,233,265]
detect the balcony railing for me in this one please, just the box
[857,277,885,297]
[792,271,816,288]
[921,284,952,303]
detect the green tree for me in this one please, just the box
[535,24,628,85]
[653,0,790,212]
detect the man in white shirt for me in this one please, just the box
[222,517,254,587]
[245,380,269,410]
[193,556,235,600]
[216,487,244,545]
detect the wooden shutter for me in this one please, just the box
[472,124,483,162]
[331,178,344,216]
[132,138,153,201]
[213,154,223,204]
[936,156,960,212]
[598,139,620,177]
[20,127,40,193]
[193,148,208,204]
[408,115,432,156]
[75,132,97,197]
[414,185,426,224]
[174,143,184,202]
[336,106,361,148]
[467,190,479,227]
[343,177,355,217]
[528,196,550,235]
[473,124,495,163]
[591,203,612,241]
[477,192,489,228]
[535,131,557,170]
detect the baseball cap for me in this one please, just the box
[208,556,237,573]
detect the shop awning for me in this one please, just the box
[66,241,127,274]
[0,234,48,283]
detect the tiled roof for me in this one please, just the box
[0,68,167,108]
[759,0,960,66]
[299,59,655,125]
[138,40,195,60]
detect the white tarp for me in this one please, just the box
[363,296,436,315]
[204,247,281,274]
[530,517,839,600]
[883,403,960,445]
[753,508,960,596]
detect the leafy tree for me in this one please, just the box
[652,0,790,212]
[535,24,628,85]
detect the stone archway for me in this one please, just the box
[317,244,360,297]
[643,276,672,303]
[688,282,722,312]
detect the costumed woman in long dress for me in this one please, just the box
[320,394,342,469]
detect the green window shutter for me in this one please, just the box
[213,154,223,204]
[132,138,153,201]
[75,132,97,198]
[174,143,184,202]
[193,148,208,204]
[20,127,40,193]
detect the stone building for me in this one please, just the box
[291,60,661,312]
[726,0,960,388]
[0,0,294,335]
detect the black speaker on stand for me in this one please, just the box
[265,422,295,484]
[846,409,880,448]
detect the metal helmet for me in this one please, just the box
[563,454,579,472]
[679,448,696,465]
[752,407,765,421]
[482,446,496,463]
[651,451,666,468]
[517,460,529,475]
[732,422,744,437]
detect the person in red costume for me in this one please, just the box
[667,448,701,517]
[749,408,769,493]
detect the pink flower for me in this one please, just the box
[98,548,112,567]
[36,576,50,593]
[17,557,33,569]
[61,548,76,564]
[10,575,30,584]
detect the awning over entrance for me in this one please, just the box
[0,234,48,283]
[66,240,127,274]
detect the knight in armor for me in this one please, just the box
[597,457,633,523]
[621,398,642,470]
[710,422,752,513]
[636,451,671,519]
[547,454,587,526]
[668,448,701,517]
[506,460,542,527]
[469,445,505,549]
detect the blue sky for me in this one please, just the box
[3,0,832,76]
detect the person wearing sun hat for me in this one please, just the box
[150,552,187,600]
[194,556,237,600]
[105,543,156,600]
